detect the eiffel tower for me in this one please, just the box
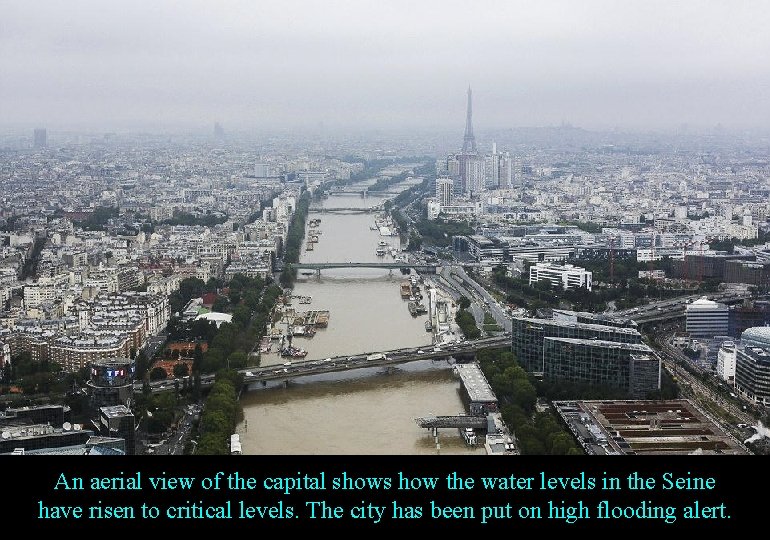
[461,86,477,155]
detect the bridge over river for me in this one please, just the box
[309,206,380,214]
[292,261,441,276]
[238,335,510,384]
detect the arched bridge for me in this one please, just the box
[292,261,441,275]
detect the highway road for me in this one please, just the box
[449,266,513,333]
[654,334,755,429]
[435,265,512,334]
[145,404,201,455]
[614,290,754,321]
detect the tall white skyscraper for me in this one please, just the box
[435,177,453,206]
[513,155,523,185]
[485,143,512,189]
[34,128,47,149]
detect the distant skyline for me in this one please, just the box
[2,1,770,132]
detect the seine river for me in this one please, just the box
[238,184,483,454]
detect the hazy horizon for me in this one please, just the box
[3,1,770,133]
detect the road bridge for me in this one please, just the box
[618,293,754,324]
[291,262,489,277]
[309,207,379,214]
[237,335,511,385]
[326,188,368,196]
[292,261,440,276]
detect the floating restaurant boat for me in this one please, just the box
[280,346,308,358]
[269,328,283,340]
[400,281,412,298]
[460,427,477,446]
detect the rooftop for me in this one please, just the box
[512,316,641,336]
[99,405,133,418]
[91,358,132,368]
[195,311,233,324]
[687,296,728,310]
[544,337,653,353]
[554,399,747,455]
[455,363,497,403]
[742,326,770,347]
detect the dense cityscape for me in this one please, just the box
[2,92,769,456]
[2,3,769,458]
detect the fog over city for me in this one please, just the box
[2,0,770,132]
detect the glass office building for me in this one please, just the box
[511,316,643,373]
[735,346,770,406]
[542,337,661,398]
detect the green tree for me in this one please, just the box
[232,305,251,328]
[228,289,242,306]
[550,433,577,455]
[149,367,168,381]
[196,432,228,455]
[227,351,248,369]
[173,363,190,378]
[407,232,422,251]
[193,344,204,373]
[201,348,226,373]
[212,296,229,312]
[510,378,537,413]
[192,373,201,401]
[200,410,229,434]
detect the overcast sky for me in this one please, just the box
[2,0,769,132]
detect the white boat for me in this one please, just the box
[461,427,477,446]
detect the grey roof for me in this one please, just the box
[742,326,770,348]
[513,316,641,336]
[544,337,653,353]
[455,363,497,403]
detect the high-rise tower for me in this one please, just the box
[33,128,47,149]
[461,86,477,155]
